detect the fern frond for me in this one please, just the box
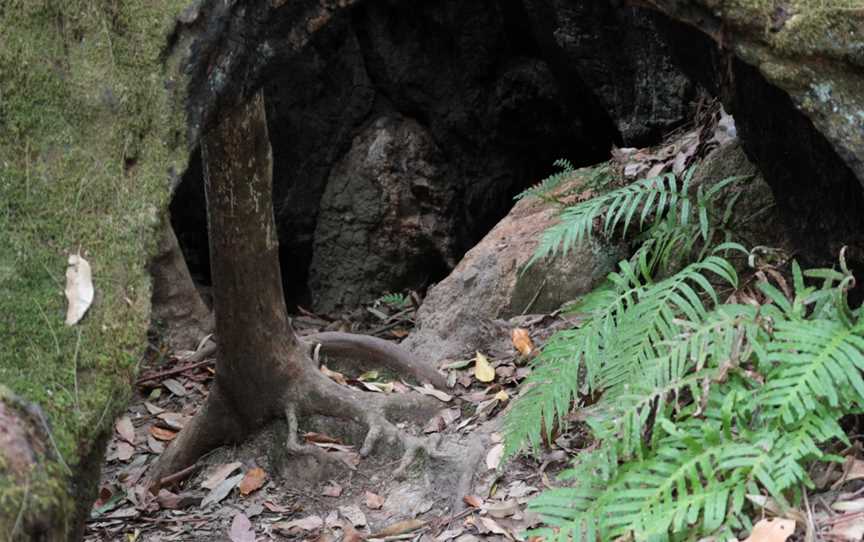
[515,159,576,201]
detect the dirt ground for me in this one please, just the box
[84,303,578,542]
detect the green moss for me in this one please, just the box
[0,0,188,533]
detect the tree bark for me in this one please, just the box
[149,221,214,351]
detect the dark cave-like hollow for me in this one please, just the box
[169,0,864,315]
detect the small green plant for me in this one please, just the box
[375,292,410,309]
[516,161,614,204]
[506,165,860,540]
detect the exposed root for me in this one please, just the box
[305,332,447,389]
[283,403,354,472]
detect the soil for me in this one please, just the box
[84,302,578,542]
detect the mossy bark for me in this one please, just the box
[0,0,188,538]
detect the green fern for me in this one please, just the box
[506,162,863,540]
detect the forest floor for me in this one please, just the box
[83,300,580,542]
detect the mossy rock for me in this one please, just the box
[0,1,188,538]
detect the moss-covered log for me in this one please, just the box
[0,1,187,538]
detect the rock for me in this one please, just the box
[402,170,626,362]
[309,116,458,313]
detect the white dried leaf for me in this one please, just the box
[64,254,94,325]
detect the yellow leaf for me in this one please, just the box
[239,467,267,495]
[494,390,509,401]
[474,352,496,383]
[511,328,534,356]
[743,518,796,542]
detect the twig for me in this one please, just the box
[521,278,548,315]
[136,359,214,385]
[158,463,199,490]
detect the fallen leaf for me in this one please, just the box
[511,328,534,356]
[365,491,385,510]
[322,482,343,497]
[829,513,864,541]
[833,498,864,512]
[229,512,255,542]
[201,473,243,507]
[115,416,135,444]
[273,514,323,533]
[484,500,519,518]
[436,528,464,542]
[156,412,186,430]
[358,370,379,381]
[321,365,347,386]
[410,383,452,402]
[239,467,266,496]
[494,390,509,402]
[474,352,496,383]
[746,494,783,516]
[64,253,94,326]
[201,462,243,490]
[263,500,292,513]
[463,495,483,508]
[370,519,426,538]
[339,504,367,527]
[161,378,187,397]
[115,442,134,462]
[479,517,510,537]
[743,518,796,542]
[304,432,343,445]
[148,425,177,441]
[144,402,164,415]
[486,443,504,470]
[156,489,182,510]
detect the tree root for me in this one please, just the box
[304,331,447,389]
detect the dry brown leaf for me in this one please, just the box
[201,473,243,507]
[239,467,266,495]
[410,383,453,402]
[342,522,366,542]
[365,491,385,510]
[115,416,135,444]
[479,517,510,537]
[148,425,177,441]
[144,402,164,415]
[115,442,134,462]
[494,390,509,402]
[486,443,504,470]
[229,512,255,542]
[743,518,796,542]
[162,378,187,397]
[201,462,243,490]
[370,519,426,538]
[484,500,519,518]
[303,432,343,445]
[321,365,347,385]
[832,498,864,512]
[511,328,534,356]
[157,412,186,430]
[829,513,864,541]
[64,253,94,326]
[263,500,293,513]
[273,514,324,533]
[339,504,367,527]
[474,352,495,383]
[463,495,484,508]
[322,482,343,497]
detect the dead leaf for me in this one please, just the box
[201,473,243,507]
[833,498,864,512]
[424,415,446,434]
[156,489,182,510]
[144,402,164,415]
[342,521,366,542]
[321,365,347,386]
[479,517,511,538]
[201,462,243,490]
[829,513,864,541]
[746,494,783,516]
[463,495,484,508]
[365,491,385,510]
[474,352,496,383]
[322,482,343,497]
[370,519,426,538]
[65,253,94,326]
[304,432,343,445]
[229,512,255,542]
[239,467,266,496]
[410,383,452,402]
[156,412,186,430]
[148,425,177,441]
[511,328,534,356]
[161,378,187,397]
[743,518,795,542]
[484,500,519,518]
[339,504,367,527]
[494,390,509,402]
[273,515,324,533]
[486,443,504,470]
[115,442,134,462]
[115,416,135,444]
[263,500,292,514]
